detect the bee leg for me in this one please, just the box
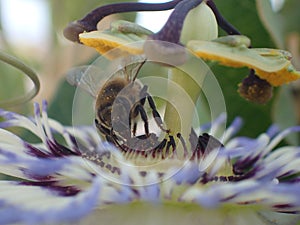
[128,106,139,137]
[135,104,150,136]
[95,119,108,135]
[139,86,147,106]
[105,134,116,143]
[136,86,148,135]
[95,119,115,143]
[139,85,171,139]
[132,121,138,137]
[145,92,169,133]
[128,113,133,136]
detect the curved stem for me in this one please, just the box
[64,0,182,43]
[152,0,203,43]
[206,0,241,35]
[164,67,201,142]
[0,51,40,107]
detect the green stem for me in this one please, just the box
[164,67,201,140]
[0,51,40,107]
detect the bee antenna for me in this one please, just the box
[132,58,147,82]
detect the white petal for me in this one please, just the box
[0,178,101,224]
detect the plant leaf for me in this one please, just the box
[256,0,300,49]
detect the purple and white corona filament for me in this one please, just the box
[0,101,300,224]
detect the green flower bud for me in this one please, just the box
[181,2,218,44]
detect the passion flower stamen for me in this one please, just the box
[63,0,182,43]
[150,0,204,44]
[1,102,300,224]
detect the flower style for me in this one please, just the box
[1,101,300,224]
[63,0,300,104]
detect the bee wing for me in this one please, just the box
[66,55,146,96]
[114,55,146,81]
[66,66,101,97]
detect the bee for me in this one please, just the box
[67,55,223,159]
[67,55,173,153]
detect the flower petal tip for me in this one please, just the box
[187,38,300,86]
[63,21,86,43]
[79,31,145,59]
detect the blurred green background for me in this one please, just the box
[0,0,299,143]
